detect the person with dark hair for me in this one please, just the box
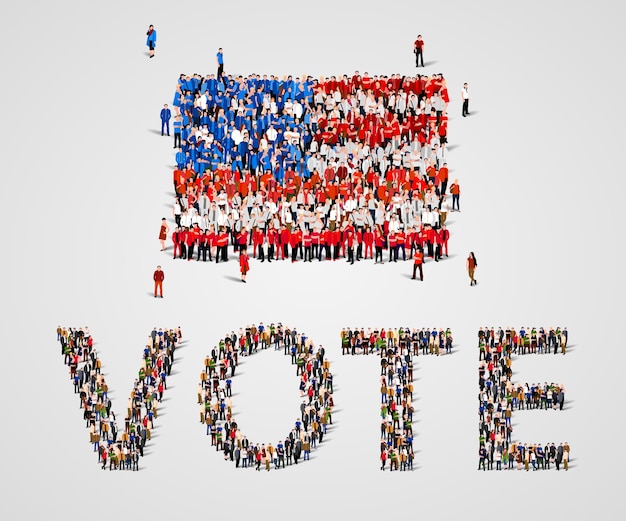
[146,25,156,58]
[467,252,477,286]
[412,247,424,280]
[461,82,470,116]
[413,35,424,67]
[153,265,164,297]
[159,218,170,251]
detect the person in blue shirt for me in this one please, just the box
[216,48,225,82]
[146,25,156,58]
[160,104,172,136]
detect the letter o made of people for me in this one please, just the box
[199,324,332,470]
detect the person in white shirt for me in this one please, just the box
[231,126,242,146]
[198,194,210,216]
[173,198,182,227]
[198,213,209,231]
[421,207,434,227]
[344,195,357,213]
[179,209,191,229]
[216,208,228,229]
[388,213,400,233]
[462,83,470,117]
[293,100,303,121]
[266,125,277,142]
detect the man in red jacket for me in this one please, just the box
[153,266,165,298]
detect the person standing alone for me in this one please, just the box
[466,252,477,286]
[239,249,250,283]
[158,218,170,251]
[146,25,156,58]
[412,247,424,281]
[217,48,225,81]
[153,265,165,297]
[160,104,171,136]
[413,35,424,67]
[461,83,470,116]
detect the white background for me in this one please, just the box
[1,0,623,517]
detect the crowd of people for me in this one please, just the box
[340,325,453,470]
[164,70,460,266]
[199,323,334,470]
[477,326,571,471]
[56,325,182,470]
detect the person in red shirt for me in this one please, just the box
[153,265,164,298]
[323,228,333,260]
[171,227,181,259]
[290,228,302,262]
[302,231,312,262]
[187,224,199,261]
[236,228,248,254]
[450,179,461,211]
[345,225,355,264]
[239,249,250,283]
[396,229,406,261]
[332,228,341,260]
[280,226,291,261]
[199,228,210,262]
[412,249,424,281]
[310,228,321,261]
[252,227,263,259]
[437,163,449,195]
[206,224,216,262]
[413,35,424,67]
[267,223,277,262]
[179,227,189,260]
[425,225,436,259]
[216,227,229,263]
